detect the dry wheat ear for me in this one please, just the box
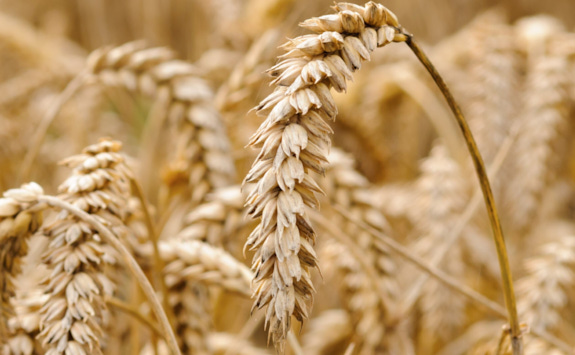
[243,1,406,349]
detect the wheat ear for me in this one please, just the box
[505,18,571,233]
[0,183,45,342]
[37,139,133,354]
[86,42,235,206]
[175,186,245,249]
[244,2,405,348]
[2,288,47,355]
[411,145,467,345]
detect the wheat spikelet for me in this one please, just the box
[302,309,352,355]
[161,240,252,297]
[86,42,235,205]
[0,182,44,348]
[38,139,131,354]
[244,2,406,347]
[505,17,571,233]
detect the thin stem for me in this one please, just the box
[130,177,176,329]
[402,33,522,354]
[38,195,182,355]
[130,280,143,355]
[106,296,164,338]
[19,73,87,183]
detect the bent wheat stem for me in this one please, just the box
[38,195,182,355]
[402,33,522,354]
[106,297,164,338]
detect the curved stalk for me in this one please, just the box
[401,32,522,354]
[106,296,164,338]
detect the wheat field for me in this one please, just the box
[0,0,575,354]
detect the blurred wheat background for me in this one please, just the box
[0,0,575,354]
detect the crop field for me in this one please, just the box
[0,1,575,354]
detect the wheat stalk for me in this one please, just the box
[402,29,523,354]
